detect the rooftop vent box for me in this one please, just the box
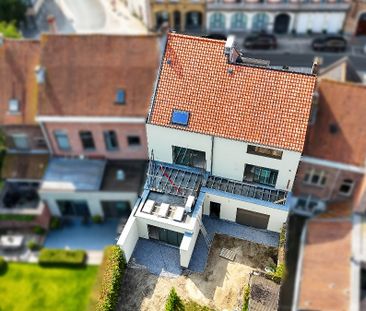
[116,170,125,181]
[35,66,46,84]
[171,110,190,126]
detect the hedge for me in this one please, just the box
[39,249,86,267]
[0,214,35,221]
[96,246,126,311]
[0,256,7,275]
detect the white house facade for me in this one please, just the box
[206,0,350,34]
[117,33,317,269]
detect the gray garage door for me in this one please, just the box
[236,208,269,230]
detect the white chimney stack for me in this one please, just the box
[224,35,240,64]
[35,65,46,84]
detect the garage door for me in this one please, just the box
[236,208,269,230]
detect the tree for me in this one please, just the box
[165,288,184,311]
[0,21,21,38]
[0,0,27,25]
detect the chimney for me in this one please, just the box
[312,57,321,75]
[35,65,46,84]
[224,35,240,64]
[47,15,57,34]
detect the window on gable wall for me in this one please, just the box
[303,169,327,187]
[127,136,141,147]
[104,130,119,151]
[115,89,125,105]
[339,179,354,196]
[54,131,70,151]
[79,131,95,151]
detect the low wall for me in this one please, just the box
[117,215,139,262]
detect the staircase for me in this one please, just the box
[197,216,212,248]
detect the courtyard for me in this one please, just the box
[118,234,278,311]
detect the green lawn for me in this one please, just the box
[0,263,99,311]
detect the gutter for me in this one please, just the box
[292,220,308,311]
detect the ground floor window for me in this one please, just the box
[101,201,131,218]
[148,225,183,247]
[210,12,225,31]
[252,13,269,32]
[172,146,206,169]
[209,201,221,218]
[57,200,90,217]
[243,164,278,187]
[231,12,247,31]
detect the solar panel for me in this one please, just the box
[115,89,125,104]
[171,110,189,126]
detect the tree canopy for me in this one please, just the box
[0,21,22,38]
[0,0,27,25]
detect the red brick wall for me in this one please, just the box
[44,122,148,160]
[293,161,364,205]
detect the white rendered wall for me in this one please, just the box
[40,191,138,217]
[146,124,213,170]
[117,215,139,261]
[203,193,288,232]
[212,137,301,191]
[127,0,150,27]
[180,220,200,268]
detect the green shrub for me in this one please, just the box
[267,263,287,284]
[165,288,184,311]
[0,21,22,38]
[184,300,214,311]
[39,249,86,267]
[279,225,286,248]
[50,217,61,230]
[0,214,35,221]
[27,240,41,251]
[242,284,250,311]
[96,246,126,311]
[92,215,103,224]
[33,225,46,235]
[0,256,7,275]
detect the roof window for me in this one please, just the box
[171,110,189,126]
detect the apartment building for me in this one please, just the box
[0,36,50,229]
[127,0,206,32]
[206,0,350,35]
[118,33,317,268]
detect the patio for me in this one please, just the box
[44,218,121,250]
[130,216,279,276]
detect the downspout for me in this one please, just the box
[292,220,308,311]
[39,120,53,155]
[210,136,214,174]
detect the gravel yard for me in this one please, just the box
[117,234,277,311]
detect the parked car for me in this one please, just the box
[311,36,347,52]
[243,33,277,50]
[203,33,227,40]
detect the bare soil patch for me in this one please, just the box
[118,234,277,311]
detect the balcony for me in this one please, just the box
[207,0,350,12]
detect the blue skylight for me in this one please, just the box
[171,110,190,126]
[115,89,125,104]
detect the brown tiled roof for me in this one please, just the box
[38,34,160,117]
[149,33,317,152]
[304,79,366,166]
[0,39,40,125]
[298,220,351,311]
[2,153,49,180]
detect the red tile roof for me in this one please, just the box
[149,33,317,152]
[0,39,40,125]
[38,34,160,117]
[304,79,366,166]
[298,220,351,311]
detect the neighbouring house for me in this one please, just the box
[118,33,317,268]
[344,0,366,36]
[293,79,366,216]
[36,34,160,160]
[318,56,363,83]
[206,0,350,35]
[0,36,50,229]
[39,157,146,219]
[126,0,206,33]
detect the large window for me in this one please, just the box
[54,131,70,151]
[210,12,226,31]
[231,13,247,31]
[11,133,29,150]
[303,169,327,187]
[243,164,278,187]
[79,131,95,151]
[339,179,354,196]
[252,13,269,32]
[172,146,206,169]
[104,130,119,151]
[247,145,283,159]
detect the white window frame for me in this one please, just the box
[339,179,355,196]
[8,99,20,113]
[303,169,327,187]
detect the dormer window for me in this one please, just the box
[8,99,19,113]
[171,110,189,126]
[115,89,125,105]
